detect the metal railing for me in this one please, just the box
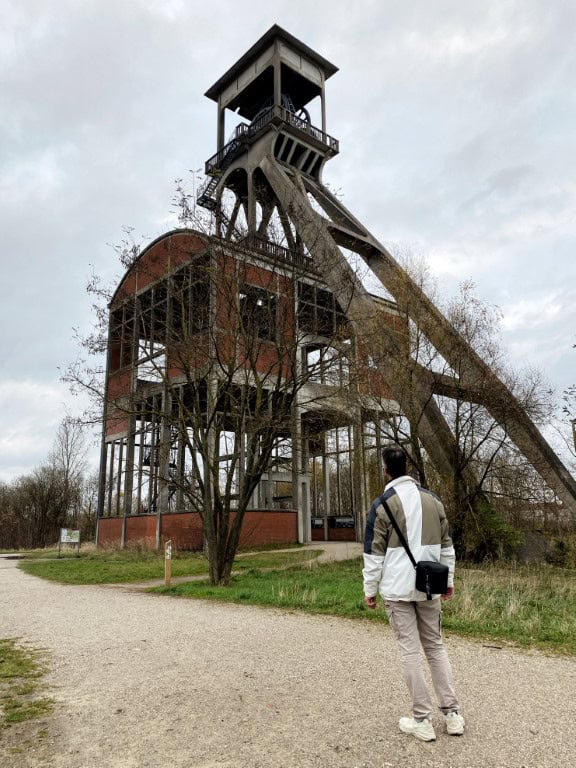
[203,106,339,177]
[243,235,317,272]
[278,108,339,153]
[204,137,244,176]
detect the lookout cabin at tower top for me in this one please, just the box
[197,25,340,212]
[204,24,339,152]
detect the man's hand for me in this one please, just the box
[442,586,455,601]
[364,595,377,609]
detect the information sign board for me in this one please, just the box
[60,528,80,544]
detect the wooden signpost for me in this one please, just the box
[164,540,172,587]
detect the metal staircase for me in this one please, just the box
[197,135,245,211]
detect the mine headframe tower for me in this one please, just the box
[197,24,576,519]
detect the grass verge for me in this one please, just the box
[18,547,321,585]
[0,639,53,731]
[442,562,576,653]
[153,558,576,655]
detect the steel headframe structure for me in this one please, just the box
[196,24,576,519]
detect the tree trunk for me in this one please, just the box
[204,500,247,586]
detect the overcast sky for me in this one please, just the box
[1,0,575,481]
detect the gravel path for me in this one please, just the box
[1,552,575,768]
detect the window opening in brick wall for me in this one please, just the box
[239,284,278,342]
[297,282,349,339]
[305,342,350,385]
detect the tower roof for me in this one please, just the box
[205,25,338,104]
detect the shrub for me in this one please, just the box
[459,502,524,561]
[546,536,576,568]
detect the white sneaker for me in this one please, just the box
[444,711,465,735]
[399,716,436,742]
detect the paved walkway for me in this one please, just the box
[302,541,363,563]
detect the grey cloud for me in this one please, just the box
[459,164,535,211]
[1,0,575,480]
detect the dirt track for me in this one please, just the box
[1,551,575,768]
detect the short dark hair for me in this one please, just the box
[382,446,407,479]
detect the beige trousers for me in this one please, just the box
[385,598,460,720]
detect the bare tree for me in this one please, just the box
[50,417,88,524]
[559,345,576,466]
[390,262,559,555]
[0,481,19,550]
[0,418,90,550]
[66,190,376,584]
[79,471,99,541]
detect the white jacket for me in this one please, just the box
[362,476,456,602]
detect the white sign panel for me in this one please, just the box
[60,528,80,544]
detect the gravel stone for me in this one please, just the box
[1,550,575,767]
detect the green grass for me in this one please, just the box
[155,557,369,615]
[18,547,322,585]
[154,558,576,655]
[0,639,53,730]
[442,562,576,653]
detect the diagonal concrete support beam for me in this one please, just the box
[260,156,473,498]
[301,176,576,515]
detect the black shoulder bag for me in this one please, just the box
[380,496,449,600]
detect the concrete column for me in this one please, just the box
[96,440,107,545]
[156,388,172,548]
[292,404,310,543]
[176,428,186,513]
[247,170,257,237]
[300,425,310,543]
[107,442,115,521]
[217,102,225,151]
[124,415,136,516]
[273,59,281,109]
[322,451,330,541]
[353,413,367,543]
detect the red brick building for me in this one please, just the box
[97,227,404,550]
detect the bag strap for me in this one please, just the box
[379,495,417,569]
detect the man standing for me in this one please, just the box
[362,446,465,742]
